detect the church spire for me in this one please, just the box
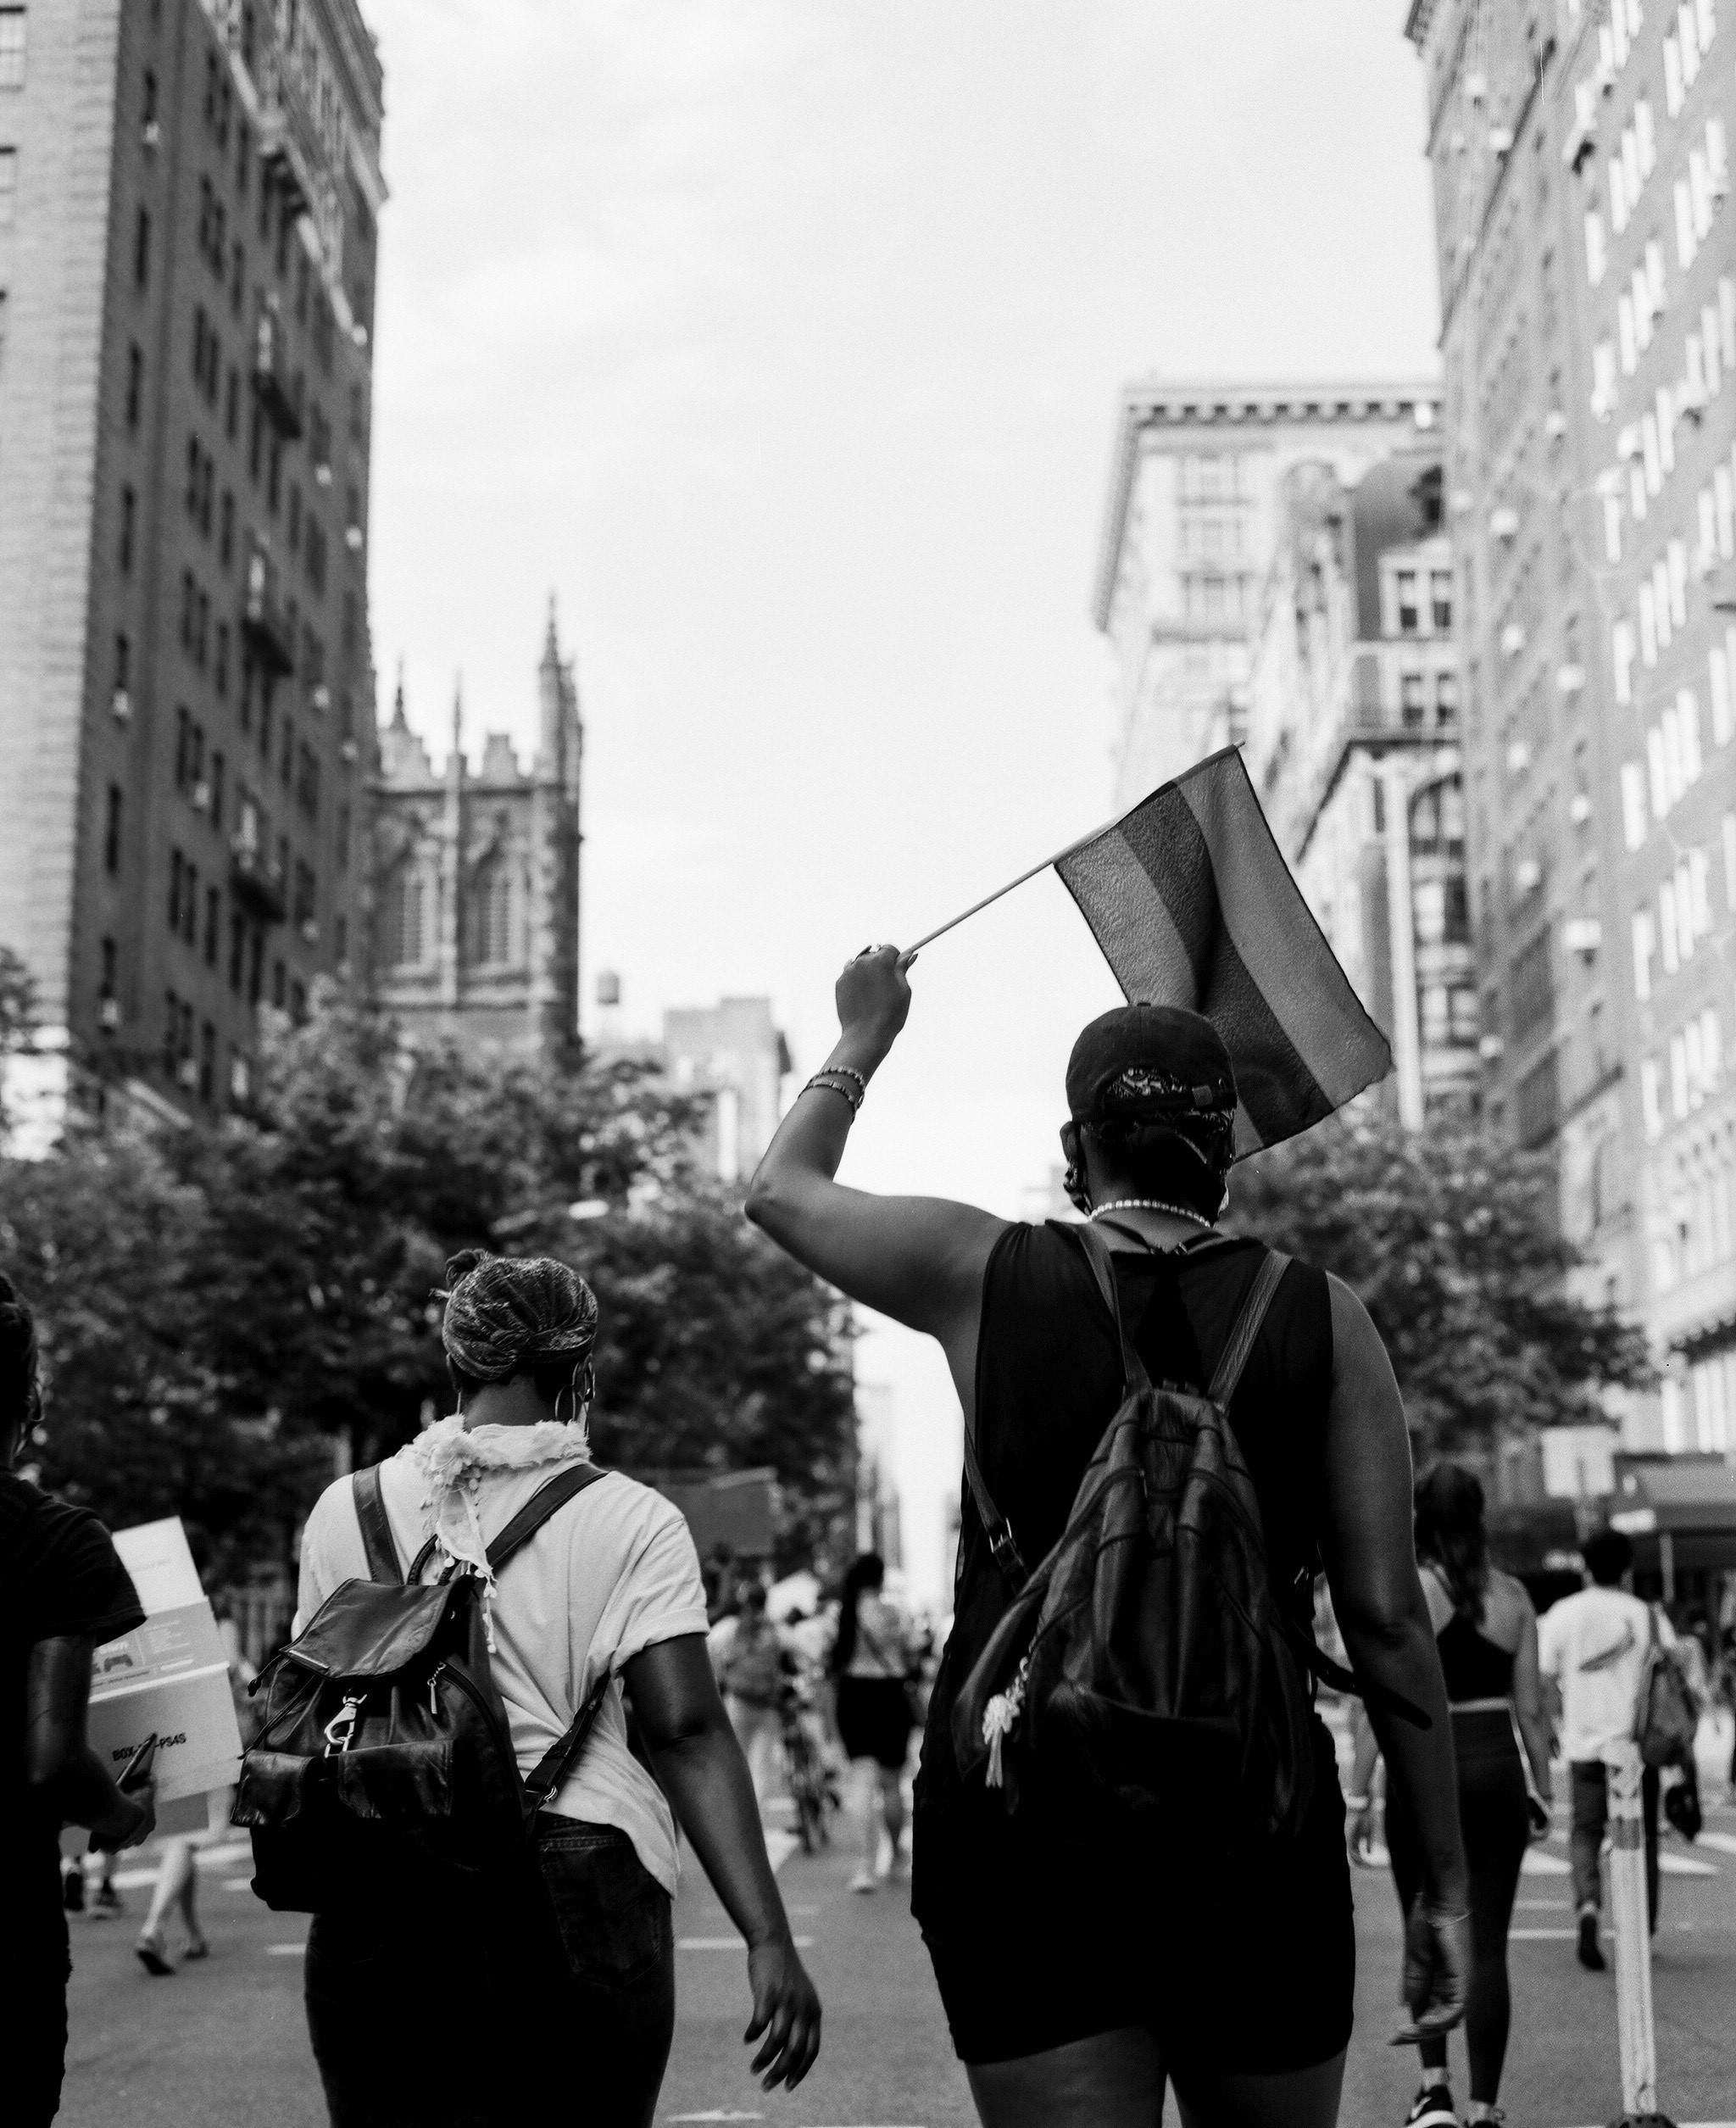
[390,658,408,730]
[542,593,560,669]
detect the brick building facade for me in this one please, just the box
[0,0,383,1129]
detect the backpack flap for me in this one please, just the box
[291,1578,459,1683]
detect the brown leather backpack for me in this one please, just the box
[235,1461,613,1914]
[952,1225,1382,1844]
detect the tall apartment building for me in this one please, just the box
[0,0,384,1128]
[1093,382,1444,809]
[1244,445,1478,1124]
[370,609,584,1058]
[1406,0,1735,1453]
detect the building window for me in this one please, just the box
[99,936,117,1005]
[1436,671,1459,726]
[1516,1050,1561,1148]
[0,8,26,89]
[114,632,130,693]
[1396,571,1420,633]
[104,785,123,874]
[169,848,184,932]
[271,958,285,1009]
[199,1019,214,1103]
[134,203,151,285]
[381,868,424,967]
[474,866,512,965]
[204,887,220,967]
[1400,672,1427,727]
[1431,571,1453,632]
[119,485,136,572]
[126,343,143,427]
[0,144,18,226]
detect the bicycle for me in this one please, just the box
[779,1681,840,1853]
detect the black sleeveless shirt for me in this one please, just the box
[912,1220,1335,1925]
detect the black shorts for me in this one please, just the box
[836,1675,914,1769]
[914,1722,1355,2073]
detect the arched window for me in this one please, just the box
[473,864,512,965]
[381,866,423,967]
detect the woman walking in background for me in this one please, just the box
[1354,1463,1553,2128]
[714,1579,790,1813]
[829,1552,915,1894]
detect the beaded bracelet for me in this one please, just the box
[804,1074,861,1117]
[823,1064,868,1095]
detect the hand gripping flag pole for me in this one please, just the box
[909,746,1394,1155]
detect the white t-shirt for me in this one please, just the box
[1538,1585,1671,1765]
[295,1450,709,1896]
[840,1591,911,1680]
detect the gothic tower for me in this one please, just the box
[369,604,582,1056]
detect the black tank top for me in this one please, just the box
[1436,1609,1515,1701]
[916,1221,1334,1825]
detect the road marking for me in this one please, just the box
[665,2114,765,2123]
[1511,1928,1577,1940]
[677,1936,814,1950]
[1515,1897,1569,1909]
[265,1942,306,1955]
[223,1879,255,1891]
[1520,1850,1570,1875]
[1697,1831,1736,1854]
[1660,1852,1719,1876]
[765,1830,798,1872]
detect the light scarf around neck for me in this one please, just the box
[403,1413,593,1646]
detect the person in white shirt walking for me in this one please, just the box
[1538,1527,1667,1971]
[294,1250,820,2125]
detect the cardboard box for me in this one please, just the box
[88,1518,242,1805]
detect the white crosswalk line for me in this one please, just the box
[676,1936,813,1950]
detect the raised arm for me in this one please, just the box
[1317,1273,1469,2036]
[744,948,1004,1393]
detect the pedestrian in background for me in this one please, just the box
[747,952,1470,2128]
[1539,1526,1668,1969]
[712,1577,789,1813]
[2,1272,158,2127]
[292,1250,819,2124]
[1353,1463,1553,2128]
[827,1551,917,1894]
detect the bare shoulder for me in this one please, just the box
[1484,1568,1535,1646]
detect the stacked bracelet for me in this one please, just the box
[804,1073,862,1117]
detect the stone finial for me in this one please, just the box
[391,658,408,729]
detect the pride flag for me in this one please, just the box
[1055,747,1391,1155]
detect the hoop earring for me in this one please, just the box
[554,1383,577,1426]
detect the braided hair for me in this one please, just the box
[435,1249,599,1411]
[0,1271,43,1457]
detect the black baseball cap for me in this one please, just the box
[1066,1003,1237,1126]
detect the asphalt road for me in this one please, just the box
[57,1791,1736,2127]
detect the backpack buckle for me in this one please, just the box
[988,1524,1026,1583]
[323,1695,364,1756]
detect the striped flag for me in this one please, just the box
[1055,746,1391,1155]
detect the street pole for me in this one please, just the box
[1605,1737,1674,2128]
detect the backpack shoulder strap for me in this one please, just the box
[1070,1221,1154,1395]
[485,1461,612,1575]
[961,1420,1027,1586]
[1206,1248,1289,1408]
[352,1466,402,1585]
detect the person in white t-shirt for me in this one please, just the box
[1538,1526,1668,1971]
[295,1251,820,2126]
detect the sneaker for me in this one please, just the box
[1402,2083,1455,2128]
[1577,1909,1605,1971]
[91,1882,126,1918]
[848,1867,877,1895]
[62,1867,86,1914]
[135,1927,175,1977]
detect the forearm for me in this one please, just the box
[748,1033,889,1210]
[1341,1608,1467,1904]
[1347,1713,1380,1802]
[652,1719,794,1949]
[1516,1711,1555,1795]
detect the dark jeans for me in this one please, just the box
[304,1820,675,2128]
[1569,1759,1660,1926]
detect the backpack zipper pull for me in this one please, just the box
[322,1694,364,1757]
[427,1662,446,1717]
[982,1657,1030,1790]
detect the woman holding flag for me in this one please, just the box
[747,938,1470,2128]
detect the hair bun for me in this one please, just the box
[443,1248,493,1289]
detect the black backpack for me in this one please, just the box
[235,1460,615,1914]
[952,1224,1395,1843]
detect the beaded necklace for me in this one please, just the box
[1088,1197,1212,1230]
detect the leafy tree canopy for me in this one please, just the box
[3,996,855,1579]
[1227,1111,1652,1463]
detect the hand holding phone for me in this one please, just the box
[91,1733,159,1852]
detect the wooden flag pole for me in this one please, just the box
[905,811,1123,954]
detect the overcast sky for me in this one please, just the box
[362,0,1442,1604]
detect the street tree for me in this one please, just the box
[1228,1111,1652,1465]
